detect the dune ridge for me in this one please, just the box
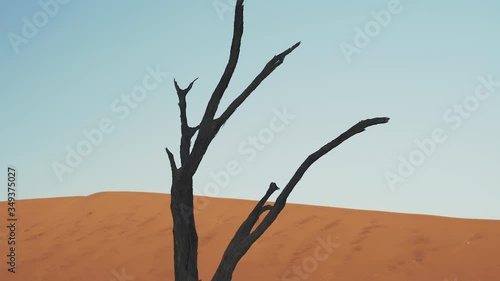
[1,191,499,281]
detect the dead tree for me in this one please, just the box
[165,1,389,280]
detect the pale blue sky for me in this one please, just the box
[1,0,499,219]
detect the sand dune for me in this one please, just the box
[1,192,499,281]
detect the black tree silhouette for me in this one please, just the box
[165,1,389,280]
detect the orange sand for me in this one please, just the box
[1,192,499,281]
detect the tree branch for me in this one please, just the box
[214,41,301,134]
[174,78,199,165]
[212,117,389,279]
[199,0,244,130]
[188,1,301,177]
[165,147,177,179]
[232,183,279,238]
[248,117,389,242]
[188,0,245,176]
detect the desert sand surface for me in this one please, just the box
[0,192,499,281]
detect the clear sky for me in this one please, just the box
[1,0,499,219]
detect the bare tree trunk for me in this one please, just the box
[170,170,199,281]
